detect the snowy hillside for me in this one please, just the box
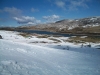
[0,30,100,75]
[32,16,100,32]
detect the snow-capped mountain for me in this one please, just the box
[6,16,99,34]
[33,16,100,33]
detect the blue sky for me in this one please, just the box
[0,0,100,27]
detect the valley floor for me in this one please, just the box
[0,30,100,75]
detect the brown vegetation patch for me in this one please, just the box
[49,38,61,43]
[18,33,32,38]
[67,36,100,43]
[36,35,49,38]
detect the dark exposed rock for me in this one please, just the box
[0,35,3,39]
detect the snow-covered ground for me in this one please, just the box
[0,30,100,75]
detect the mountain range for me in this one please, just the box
[17,16,100,34]
[0,16,100,35]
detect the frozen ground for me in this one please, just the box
[0,30,100,75]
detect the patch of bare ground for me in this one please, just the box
[18,33,32,38]
[67,36,100,43]
[49,38,61,43]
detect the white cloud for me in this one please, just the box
[3,7,22,16]
[31,8,39,12]
[43,14,60,23]
[0,7,22,23]
[53,0,90,11]
[55,1,66,10]
[27,22,35,25]
[13,16,41,25]
[0,7,41,25]
[68,0,89,11]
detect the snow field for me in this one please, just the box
[0,30,100,75]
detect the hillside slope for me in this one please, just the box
[0,30,100,75]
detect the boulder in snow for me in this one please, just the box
[0,35,3,39]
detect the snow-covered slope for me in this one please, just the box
[0,30,100,75]
[0,30,54,44]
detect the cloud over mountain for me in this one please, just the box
[13,16,41,25]
[43,15,60,22]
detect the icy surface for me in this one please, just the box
[0,30,100,75]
